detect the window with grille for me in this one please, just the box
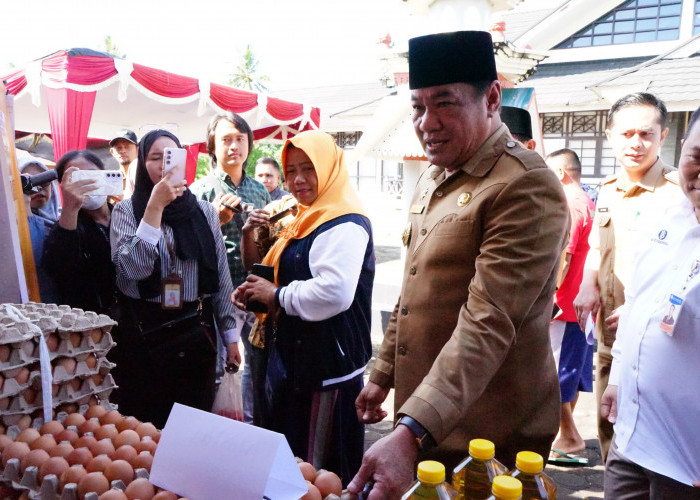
[555,0,682,48]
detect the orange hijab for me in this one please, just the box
[261,130,367,280]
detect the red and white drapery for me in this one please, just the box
[3,49,321,182]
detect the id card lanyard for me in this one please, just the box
[161,229,184,310]
[660,259,700,335]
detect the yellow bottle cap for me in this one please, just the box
[492,475,522,499]
[469,439,495,460]
[515,451,543,474]
[417,460,445,484]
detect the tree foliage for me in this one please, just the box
[103,36,126,58]
[228,44,270,93]
[194,141,283,181]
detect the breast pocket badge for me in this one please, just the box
[402,221,412,247]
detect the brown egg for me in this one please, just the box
[17,414,33,430]
[131,451,153,472]
[104,459,134,486]
[152,431,161,444]
[16,427,40,444]
[46,333,60,352]
[21,448,50,472]
[99,490,128,500]
[79,418,101,436]
[153,492,178,500]
[313,470,342,498]
[55,357,77,375]
[39,455,69,481]
[115,430,140,449]
[75,435,97,451]
[135,437,157,455]
[64,412,87,428]
[92,374,105,386]
[14,366,30,385]
[40,419,65,436]
[21,386,37,404]
[100,410,123,426]
[116,416,139,433]
[89,328,104,344]
[0,434,13,452]
[78,472,110,498]
[30,434,57,452]
[69,332,82,348]
[95,424,118,442]
[135,422,158,440]
[90,439,115,458]
[113,445,137,463]
[57,402,79,415]
[0,344,10,362]
[301,481,322,500]
[0,397,10,411]
[0,373,4,391]
[86,454,112,473]
[69,378,83,392]
[60,463,87,489]
[85,404,107,420]
[125,478,155,500]
[85,354,98,369]
[56,428,79,445]
[49,442,74,459]
[67,447,93,467]
[298,462,317,482]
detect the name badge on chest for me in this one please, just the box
[162,274,184,310]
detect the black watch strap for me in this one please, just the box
[396,415,436,452]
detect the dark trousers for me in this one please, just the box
[110,295,217,428]
[605,440,700,500]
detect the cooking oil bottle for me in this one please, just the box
[452,439,508,499]
[402,460,458,499]
[507,451,556,499]
[486,476,522,500]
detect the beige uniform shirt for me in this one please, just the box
[586,159,680,348]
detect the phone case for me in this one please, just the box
[71,170,124,196]
[248,264,275,313]
[163,147,187,184]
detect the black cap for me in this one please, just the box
[109,129,138,147]
[500,106,533,141]
[409,31,497,90]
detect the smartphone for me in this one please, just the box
[163,147,187,184]
[248,264,275,313]
[71,170,124,196]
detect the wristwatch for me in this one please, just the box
[396,415,436,452]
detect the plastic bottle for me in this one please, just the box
[507,451,557,499]
[452,439,508,500]
[402,460,459,499]
[485,476,522,500]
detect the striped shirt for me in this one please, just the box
[110,198,240,344]
[190,169,270,287]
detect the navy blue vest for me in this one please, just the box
[275,214,374,390]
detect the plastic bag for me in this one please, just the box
[212,370,243,421]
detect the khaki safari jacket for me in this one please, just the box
[370,125,570,466]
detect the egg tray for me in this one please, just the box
[0,339,39,374]
[0,367,41,400]
[9,303,116,335]
[0,456,150,500]
[53,374,117,406]
[51,356,115,385]
[43,329,116,361]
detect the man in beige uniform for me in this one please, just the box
[574,92,679,463]
[348,31,569,499]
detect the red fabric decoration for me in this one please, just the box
[3,69,26,95]
[210,83,258,113]
[45,87,97,161]
[185,143,206,185]
[266,96,304,121]
[131,63,199,98]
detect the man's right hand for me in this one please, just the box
[574,278,600,332]
[214,193,241,225]
[600,384,618,424]
[355,381,390,424]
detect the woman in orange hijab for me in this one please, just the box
[233,130,374,485]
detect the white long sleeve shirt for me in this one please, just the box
[610,196,700,486]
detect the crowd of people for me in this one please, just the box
[18,29,699,499]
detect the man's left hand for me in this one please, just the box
[347,425,418,499]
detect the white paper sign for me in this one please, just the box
[150,404,307,500]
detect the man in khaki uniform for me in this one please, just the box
[574,92,679,463]
[348,31,569,499]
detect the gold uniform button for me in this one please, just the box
[409,266,417,275]
[420,228,427,235]
[401,306,408,315]
[398,346,407,356]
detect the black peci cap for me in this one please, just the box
[500,106,533,141]
[110,129,138,147]
[408,31,498,90]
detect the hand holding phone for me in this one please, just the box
[247,264,275,313]
[71,170,124,197]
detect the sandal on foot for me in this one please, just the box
[548,448,589,466]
